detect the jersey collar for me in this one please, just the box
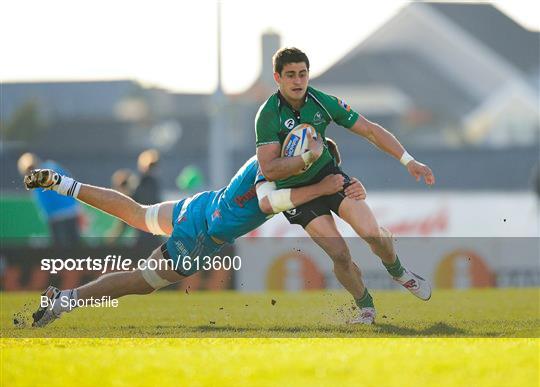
[276,89,309,112]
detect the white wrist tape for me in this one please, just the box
[256,181,277,200]
[267,188,294,213]
[400,151,414,166]
[145,203,168,236]
[301,151,314,166]
[53,176,81,198]
[141,258,172,290]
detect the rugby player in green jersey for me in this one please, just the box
[256,47,435,324]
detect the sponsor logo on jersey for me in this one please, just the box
[313,111,324,125]
[284,118,295,130]
[338,98,351,112]
[211,209,222,220]
[283,134,300,157]
[234,186,257,208]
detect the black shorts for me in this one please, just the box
[283,161,352,228]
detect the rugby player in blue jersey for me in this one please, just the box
[25,138,368,327]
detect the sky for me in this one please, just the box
[1,0,538,94]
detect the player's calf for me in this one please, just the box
[140,261,174,292]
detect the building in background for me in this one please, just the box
[313,2,539,148]
[1,2,539,291]
[1,2,538,193]
[1,80,210,191]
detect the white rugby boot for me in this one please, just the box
[394,269,432,301]
[349,307,376,325]
[32,286,62,327]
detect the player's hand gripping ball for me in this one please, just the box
[281,123,318,175]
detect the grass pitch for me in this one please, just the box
[2,288,538,337]
[1,288,539,386]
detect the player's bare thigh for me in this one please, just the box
[140,200,184,284]
[337,197,381,238]
[304,214,351,260]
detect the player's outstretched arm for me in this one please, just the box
[349,115,435,185]
[24,169,171,235]
[256,174,366,215]
[256,133,323,181]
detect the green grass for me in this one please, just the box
[2,288,539,337]
[2,338,538,387]
[1,289,539,386]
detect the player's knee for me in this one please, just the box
[363,235,380,247]
[363,229,386,248]
[379,226,393,239]
[137,273,155,294]
[328,247,352,268]
[139,259,173,292]
[123,270,155,294]
[365,227,393,248]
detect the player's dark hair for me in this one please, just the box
[326,137,341,165]
[273,47,310,75]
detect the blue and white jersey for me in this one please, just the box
[205,156,270,243]
[167,156,271,275]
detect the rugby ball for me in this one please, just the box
[281,123,317,175]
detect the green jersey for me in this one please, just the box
[255,86,359,188]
